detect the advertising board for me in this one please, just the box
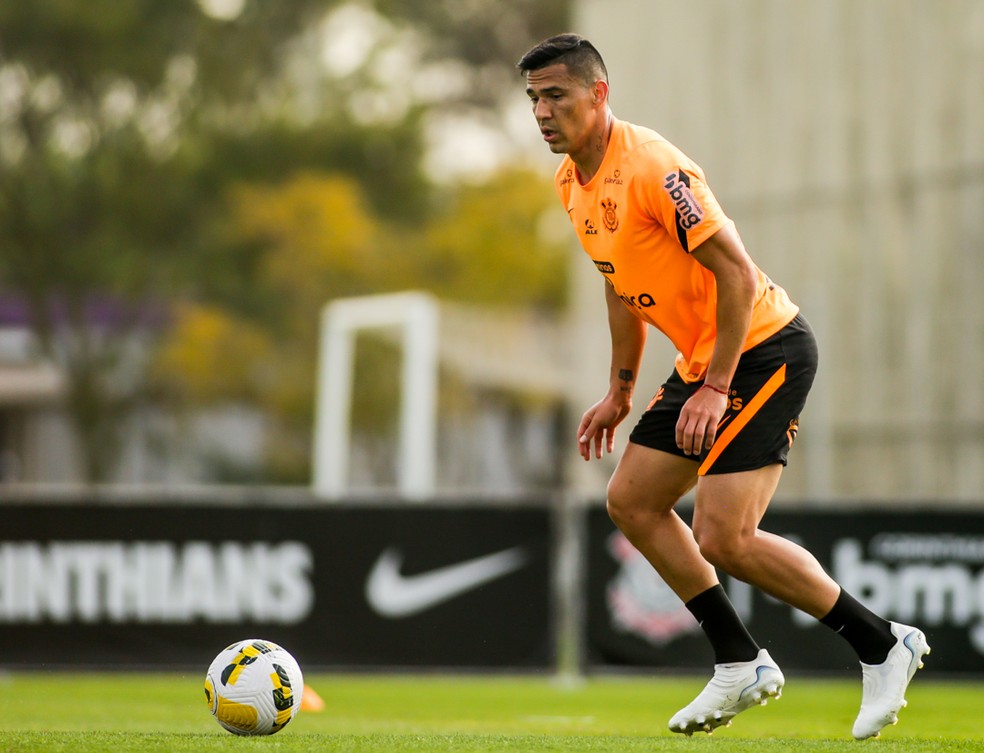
[587,507,984,673]
[0,500,553,669]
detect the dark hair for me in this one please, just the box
[517,33,608,85]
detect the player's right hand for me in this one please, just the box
[577,395,631,461]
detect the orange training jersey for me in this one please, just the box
[556,119,799,383]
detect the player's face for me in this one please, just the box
[525,63,603,158]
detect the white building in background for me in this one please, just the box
[0,316,261,486]
[562,0,984,504]
[0,328,69,482]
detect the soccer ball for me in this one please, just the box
[203,638,304,736]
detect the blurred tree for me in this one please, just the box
[152,167,567,482]
[0,0,570,483]
[0,0,382,480]
[414,168,568,309]
[369,0,568,109]
[0,133,192,480]
[0,1,327,101]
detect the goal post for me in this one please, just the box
[312,292,439,500]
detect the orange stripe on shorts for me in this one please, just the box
[697,363,787,476]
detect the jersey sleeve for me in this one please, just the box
[631,141,731,253]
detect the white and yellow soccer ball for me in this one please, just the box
[203,638,303,735]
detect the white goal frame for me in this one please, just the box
[312,292,439,499]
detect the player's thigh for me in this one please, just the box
[692,464,783,541]
[608,441,698,517]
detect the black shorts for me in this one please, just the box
[628,313,818,475]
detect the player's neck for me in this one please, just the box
[572,110,614,184]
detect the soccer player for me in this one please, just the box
[518,33,929,739]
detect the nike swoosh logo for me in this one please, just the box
[365,546,528,618]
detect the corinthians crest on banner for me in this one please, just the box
[605,531,700,646]
[588,506,984,673]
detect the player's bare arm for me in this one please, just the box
[578,281,647,461]
[676,224,758,455]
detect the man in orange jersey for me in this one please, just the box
[518,33,929,739]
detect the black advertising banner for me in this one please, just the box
[0,501,553,669]
[6,497,982,674]
[587,506,984,674]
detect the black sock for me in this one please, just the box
[819,588,896,664]
[685,584,760,664]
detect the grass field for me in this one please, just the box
[2,671,981,752]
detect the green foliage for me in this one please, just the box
[150,167,567,483]
[0,0,571,483]
[370,0,570,106]
[0,1,336,481]
[0,0,330,98]
[415,169,568,309]
[187,116,432,228]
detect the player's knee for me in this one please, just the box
[605,477,651,533]
[607,478,680,537]
[605,478,634,529]
[694,526,747,574]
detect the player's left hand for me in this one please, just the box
[676,386,728,456]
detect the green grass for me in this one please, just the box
[1,671,981,752]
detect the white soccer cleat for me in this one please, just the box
[668,649,784,736]
[852,622,931,740]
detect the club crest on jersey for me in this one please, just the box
[663,170,704,230]
[601,198,619,233]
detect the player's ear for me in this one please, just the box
[592,79,609,106]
